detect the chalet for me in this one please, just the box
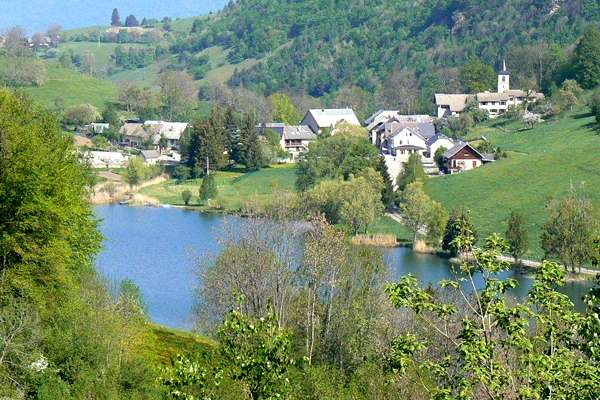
[369,114,435,147]
[120,123,154,148]
[280,125,317,161]
[301,108,360,134]
[257,123,317,161]
[144,121,188,149]
[443,142,493,173]
[435,60,544,119]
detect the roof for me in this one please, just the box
[506,89,545,100]
[257,122,286,129]
[477,92,509,102]
[141,150,161,160]
[435,94,471,112]
[119,123,150,138]
[303,108,360,129]
[145,121,188,140]
[498,59,510,75]
[443,142,484,159]
[387,122,436,141]
[90,151,125,162]
[426,134,454,146]
[283,125,317,141]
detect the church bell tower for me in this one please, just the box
[498,59,510,93]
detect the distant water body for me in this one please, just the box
[1,0,228,33]
[95,205,594,330]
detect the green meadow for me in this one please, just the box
[425,108,600,259]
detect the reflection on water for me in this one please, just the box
[95,205,594,330]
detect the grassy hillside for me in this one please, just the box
[141,164,297,210]
[57,41,151,76]
[425,108,600,260]
[23,61,118,110]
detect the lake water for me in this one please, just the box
[95,205,594,330]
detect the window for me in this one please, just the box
[472,160,477,168]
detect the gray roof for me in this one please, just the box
[140,150,161,159]
[426,133,453,146]
[283,125,317,140]
[303,108,360,128]
[387,122,436,142]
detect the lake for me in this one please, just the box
[95,205,594,330]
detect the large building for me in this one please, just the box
[300,108,360,134]
[435,60,544,119]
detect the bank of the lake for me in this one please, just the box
[95,205,595,330]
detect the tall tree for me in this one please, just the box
[460,57,497,93]
[111,8,121,26]
[442,209,478,255]
[573,27,600,89]
[505,210,529,263]
[396,153,427,191]
[239,113,263,171]
[269,93,301,124]
[541,185,597,272]
[124,14,140,27]
[159,71,197,120]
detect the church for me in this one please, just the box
[435,60,544,119]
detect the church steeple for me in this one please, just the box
[497,59,510,93]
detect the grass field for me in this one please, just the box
[140,164,297,211]
[138,324,214,365]
[57,41,151,77]
[23,61,118,110]
[425,108,600,260]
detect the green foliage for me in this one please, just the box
[400,181,446,246]
[573,27,600,89]
[181,190,192,206]
[505,210,529,263]
[434,146,447,172]
[296,134,380,191]
[396,153,427,191]
[63,103,100,126]
[269,93,301,124]
[173,165,191,183]
[541,185,597,272]
[239,114,265,171]
[184,106,230,177]
[125,156,163,187]
[385,236,600,399]
[199,174,218,201]
[442,209,478,255]
[460,57,496,93]
[590,87,600,124]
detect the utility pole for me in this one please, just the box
[206,156,210,176]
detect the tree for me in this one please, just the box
[553,79,583,112]
[399,181,445,246]
[442,209,478,256]
[181,190,192,206]
[125,14,139,27]
[434,146,447,172]
[269,93,301,124]
[573,27,600,89]
[159,71,197,120]
[339,173,385,234]
[63,104,100,127]
[172,165,190,183]
[111,8,121,26]
[199,174,218,201]
[375,155,395,210]
[46,24,62,47]
[426,201,448,247]
[460,57,496,93]
[396,153,427,191]
[590,87,600,124]
[185,106,230,176]
[541,185,597,272]
[385,236,600,399]
[125,157,143,188]
[505,210,529,263]
[239,113,263,171]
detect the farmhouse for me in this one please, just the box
[301,108,360,134]
[144,121,188,150]
[443,142,494,173]
[258,123,317,161]
[435,60,544,118]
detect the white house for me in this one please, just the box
[88,151,127,169]
[435,60,544,119]
[140,150,161,165]
[300,108,360,134]
[279,125,317,161]
[144,121,189,149]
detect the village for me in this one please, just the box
[81,59,544,185]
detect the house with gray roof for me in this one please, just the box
[300,108,360,134]
[443,142,494,173]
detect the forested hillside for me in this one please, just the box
[173,0,600,111]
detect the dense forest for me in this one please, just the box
[170,0,600,112]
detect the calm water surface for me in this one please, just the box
[95,205,594,330]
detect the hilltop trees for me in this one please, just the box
[111,8,121,26]
[159,71,197,120]
[573,27,600,89]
